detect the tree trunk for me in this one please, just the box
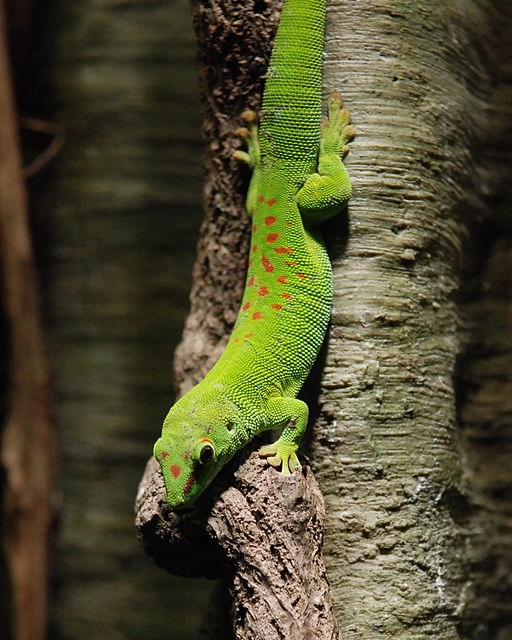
[137,0,512,638]
[0,3,56,639]
[314,0,512,638]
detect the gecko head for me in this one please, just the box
[153,393,245,509]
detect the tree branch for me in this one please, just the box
[136,455,338,639]
[0,3,57,639]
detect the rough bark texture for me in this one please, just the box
[0,3,57,639]
[136,455,338,640]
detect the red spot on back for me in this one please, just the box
[244,333,253,339]
[271,304,283,311]
[170,464,181,479]
[243,301,251,311]
[296,273,306,280]
[285,261,298,267]
[275,247,293,254]
[267,198,277,207]
[252,311,263,320]
[161,451,169,459]
[261,256,274,273]
[248,275,256,286]
[258,286,269,296]
[266,232,280,243]
[264,216,277,226]
[280,292,292,300]
[277,275,287,284]
[257,195,265,203]
[251,244,258,253]
[252,224,258,232]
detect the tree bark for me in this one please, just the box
[0,3,57,639]
[137,0,512,638]
[313,1,512,638]
[136,455,338,640]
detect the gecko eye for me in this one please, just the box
[195,440,215,465]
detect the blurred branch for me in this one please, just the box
[0,2,57,639]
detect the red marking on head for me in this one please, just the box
[266,232,280,243]
[277,275,287,284]
[257,195,265,203]
[243,301,251,311]
[296,273,306,280]
[183,472,197,497]
[251,244,258,253]
[271,304,283,311]
[261,256,274,273]
[275,247,293,254]
[252,311,263,320]
[258,286,269,296]
[280,292,292,300]
[264,216,277,226]
[161,451,169,459]
[244,333,253,339]
[170,464,181,479]
[267,198,276,207]
[285,261,298,267]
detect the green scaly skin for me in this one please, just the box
[154,0,354,508]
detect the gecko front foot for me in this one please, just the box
[258,441,302,475]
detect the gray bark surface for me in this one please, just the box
[314,1,512,638]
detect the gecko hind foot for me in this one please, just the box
[233,109,260,167]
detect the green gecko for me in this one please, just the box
[154,0,354,508]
